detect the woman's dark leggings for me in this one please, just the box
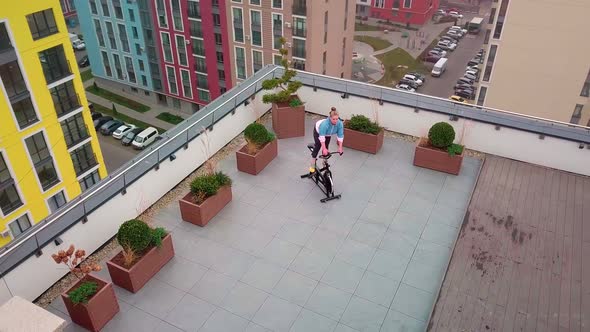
[311,128,331,158]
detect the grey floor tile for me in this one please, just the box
[380,173,413,192]
[259,238,302,268]
[253,295,302,332]
[264,194,304,217]
[289,201,328,227]
[390,283,435,322]
[421,222,459,248]
[212,247,256,279]
[288,247,333,280]
[305,227,346,257]
[318,215,357,237]
[333,323,359,332]
[171,231,206,265]
[189,237,234,269]
[348,222,387,248]
[379,230,420,258]
[290,308,338,332]
[442,173,477,194]
[153,320,185,332]
[381,309,426,332]
[402,260,446,294]
[272,270,318,306]
[428,203,466,228]
[240,185,278,208]
[241,258,287,292]
[189,269,238,306]
[203,218,250,245]
[354,271,399,307]
[335,239,376,269]
[321,259,365,293]
[276,220,316,246]
[131,278,185,319]
[231,228,275,256]
[200,307,249,332]
[358,203,396,227]
[164,294,216,331]
[304,283,352,321]
[155,255,208,292]
[369,187,407,208]
[250,210,291,236]
[407,179,443,203]
[367,249,411,282]
[436,188,472,210]
[398,194,435,218]
[340,296,388,332]
[221,282,269,320]
[103,307,162,332]
[411,239,452,269]
[388,211,429,238]
[217,200,261,224]
[245,322,272,332]
[415,168,447,187]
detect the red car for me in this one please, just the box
[424,54,441,63]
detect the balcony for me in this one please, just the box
[40,51,72,84]
[2,67,590,331]
[71,152,98,177]
[0,23,14,54]
[292,0,307,16]
[52,93,81,118]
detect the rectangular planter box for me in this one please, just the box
[62,275,119,332]
[343,127,384,154]
[106,234,175,293]
[236,139,278,175]
[413,138,464,175]
[179,185,232,226]
[271,96,305,139]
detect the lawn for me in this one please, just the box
[86,85,151,113]
[80,70,93,82]
[354,36,392,51]
[91,103,165,133]
[375,48,428,87]
[156,112,184,125]
[355,23,382,32]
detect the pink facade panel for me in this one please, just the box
[368,0,439,25]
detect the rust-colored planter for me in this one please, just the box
[62,274,119,332]
[343,127,384,154]
[271,96,305,139]
[413,138,464,175]
[179,185,232,226]
[236,139,278,175]
[106,234,174,293]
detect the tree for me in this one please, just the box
[261,37,303,107]
[112,104,118,115]
[92,81,98,91]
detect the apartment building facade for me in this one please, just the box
[357,0,439,25]
[226,0,356,84]
[59,0,77,19]
[0,2,107,248]
[76,0,232,114]
[476,0,590,126]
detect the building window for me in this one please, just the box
[171,0,183,31]
[106,21,117,49]
[25,132,60,191]
[252,50,263,73]
[39,45,71,84]
[0,153,23,215]
[128,9,135,22]
[142,75,148,86]
[161,32,173,63]
[483,29,491,45]
[493,0,509,39]
[344,0,349,30]
[292,59,305,71]
[167,66,178,94]
[220,87,227,94]
[570,104,584,125]
[181,69,192,98]
[118,24,130,53]
[193,38,205,56]
[198,89,210,102]
[47,190,66,213]
[324,11,328,43]
[51,81,80,117]
[90,0,98,14]
[293,17,306,38]
[197,74,208,89]
[156,0,168,28]
[215,33,222,45]
[476,86,487,106]
[274,54,282,66]
[101,51,112,77]
[26,9,58,40]
[250,0,261,5]
[322,51,327,74]
[293,0,306,16]
[580,69,590,97]
[376,0,386,8]
[70,143,97,176]
[213,14,221,26]
[251,10,262,46]
[233,8,244,43]
[61,113,89,148]
[125,56,136,83]
[216,51,224,63]
[482,45,497,82]
[112,53,123,79]
[190,20,203,38]
[272,13,283,50]
[176,35,188,66]
[100,0,110,16]
[235,47,246,79]
[218,69,225,80]
[12,98,38,129]
[132,27,139,39]
[94,19,105,47]
[8,214,31,238]
[488,7,496,25]
[188,1,201,19]
[341,38,346,66]
[79,170,100,192]
[0,61,28,99]
[135,43,142,55]
[138,59,144,71]
[195,56,207,73]
[272,0,282,9]
[113,0,123,19]
[403,0,411,8]
[293,38,306,58]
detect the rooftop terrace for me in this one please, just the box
[0,66,589,331]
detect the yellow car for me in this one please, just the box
[449,95,468,104]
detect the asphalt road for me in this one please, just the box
[419,30,486,100]
[96,133,140,173]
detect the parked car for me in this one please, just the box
[436,9,446,15]
[449,11,463,18]
[431,47,448,57]
[78,55,89,68]
[424,54,441,63]
[455,89,475,99]
[121,127,143,146]
[465,69,479,77]
[447,30,463,38]
[466,65,479,72]
[449,95,468,103]
[467,59,480,67]
[464,72,478,81]
[94,116,113,129]
[398,78,419,89]
[438,41,457,51]
[457,77,475,85]
[455,83,474,91]
[90,111,102,121]
[132,127,159,150]
[403,74,423,86]
[440,36,459,44]
[100,120,124,135]
[112,124,136,139]
[395,84,416,92]
[450,26,468,34]
[429,50,447,58]
[408,72,426,83]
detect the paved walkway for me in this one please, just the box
[46,117,482,332]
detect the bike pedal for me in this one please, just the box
[309,167,316,173]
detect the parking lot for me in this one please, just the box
[419,30,486,99]
[96,133,140,172]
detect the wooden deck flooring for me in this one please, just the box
[428,156,590,331]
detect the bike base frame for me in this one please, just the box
[300,171,342,203]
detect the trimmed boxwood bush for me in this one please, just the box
[244,123,275,153]
[428,122,455,148]
[117,219,152,253]
[190,172,232,203]
[345,114,381,135]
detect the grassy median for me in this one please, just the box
[86,85,151,113]
[375,48,428,87]
[354,36,392,51]
[91,103,164,133]
[156,112,184,125]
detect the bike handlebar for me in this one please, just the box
[318,152,343,159]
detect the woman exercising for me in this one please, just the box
[309,107,344,173]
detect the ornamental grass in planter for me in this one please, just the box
[343,114,384,154]
[413,121,464,175]
[179,172,232,226]
[237,123,278,175]
[107,219,174,293]
[53,245,119,332]
[262,37,305,139]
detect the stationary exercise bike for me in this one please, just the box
[301,144,342,203]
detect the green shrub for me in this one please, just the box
[151,227,167,248]
[190,172,232,202]
[447,143,464,156]
[69,281,98,305]
[245,123,275,149]
[262,37,303,104]
[117,219,152,253]
[428,122,455,148]
[345,114,381,135]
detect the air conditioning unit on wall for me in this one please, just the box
[285,42,292,47]
[245,35,250,41]
[285,22,291,28]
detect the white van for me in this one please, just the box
[431,58,448,77]
[132,127,159,150]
